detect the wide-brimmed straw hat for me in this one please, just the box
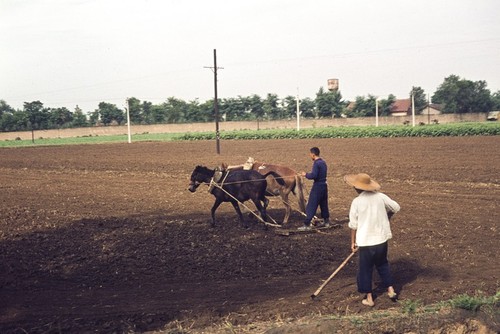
[344,173,381,191]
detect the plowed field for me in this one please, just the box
[0,137,499,333]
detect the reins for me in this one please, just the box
[207,175,291,186]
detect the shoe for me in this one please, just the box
[388,291,398,301]
[315,219,330,228]
[362,299,375,307]
[297,225,312,231]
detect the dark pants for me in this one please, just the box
[357,241,393,294]
[304,183,329,225]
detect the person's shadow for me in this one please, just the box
[373,257,450,298]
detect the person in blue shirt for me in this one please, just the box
[298,147,330,230]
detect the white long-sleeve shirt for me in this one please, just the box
[348,191,401,247]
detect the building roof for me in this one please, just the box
[428,103,444,111]
[391,98,411,114]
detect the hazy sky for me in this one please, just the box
[1,0,499,113]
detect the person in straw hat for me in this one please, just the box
[344,173,400,307]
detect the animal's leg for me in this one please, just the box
[263,196,270,210]
[253,199,268,223]
[210,199,223,227]
[229,200,246,228]
[281,193,291,225]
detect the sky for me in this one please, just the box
[1,0,499,113]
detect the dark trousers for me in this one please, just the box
[357,241,393,294]
[305,183,329,225]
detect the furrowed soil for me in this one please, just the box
[0,137,499,333]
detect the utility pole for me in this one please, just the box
[296,88,300,131]
[427,94,431,124]
[411,93,415,127]
[205,49,223,154]
[126,98,131,143]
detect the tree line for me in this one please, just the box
[1,74,499,132]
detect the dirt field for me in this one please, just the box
[0,137,499,333]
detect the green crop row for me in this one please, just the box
[175,122,500,141]
[1,122,498,148]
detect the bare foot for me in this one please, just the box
[362,299,375,307]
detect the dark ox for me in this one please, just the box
[188,165,284,228]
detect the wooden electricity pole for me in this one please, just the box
[205,49,223,154]
[126,98,131,143]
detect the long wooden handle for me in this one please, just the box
[311,250,357,299]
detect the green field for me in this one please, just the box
[1,122,499,148]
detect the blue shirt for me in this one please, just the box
[305,158,327,184]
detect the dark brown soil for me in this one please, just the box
[0,137,499,333]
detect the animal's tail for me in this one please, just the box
[294,175,307,212]
[262,171,286,186]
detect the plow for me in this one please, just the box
[274,218,344,236]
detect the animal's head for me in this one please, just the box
[188,165,212,192]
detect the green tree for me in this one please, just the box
[88,110,100,126]
[281,95,298,119]
[410,86,427,112]
[13,110,29,131]
[197,99,215,122]
[71,105,88,127]
[379,94,396,116]
[315,87,344,118]
[263,93,281,120]
[48,107,72,128]
[0,100,16,131]
[96,102,124,125]
[184,99,207,123]
[432,75,493,113]
[0,100,14,118]
[150,104,168,123]
[127,97,143,124]
[141,101,154,124]
[247,94,264,120]
[1,112,14,131]
[300,97,316,118]
[165,97,189,123]
[220,97,246,121]
[470,80,493,113]
[24,101,49,130]
[348,95,377,117]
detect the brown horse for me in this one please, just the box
[228,159,306,225]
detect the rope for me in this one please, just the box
[217,171,304,222]
[209,180,281,228]
[205,174,294,186]
[202,168,319,223]
[263,189,305,217]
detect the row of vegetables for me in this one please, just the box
[176,122,500,141]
